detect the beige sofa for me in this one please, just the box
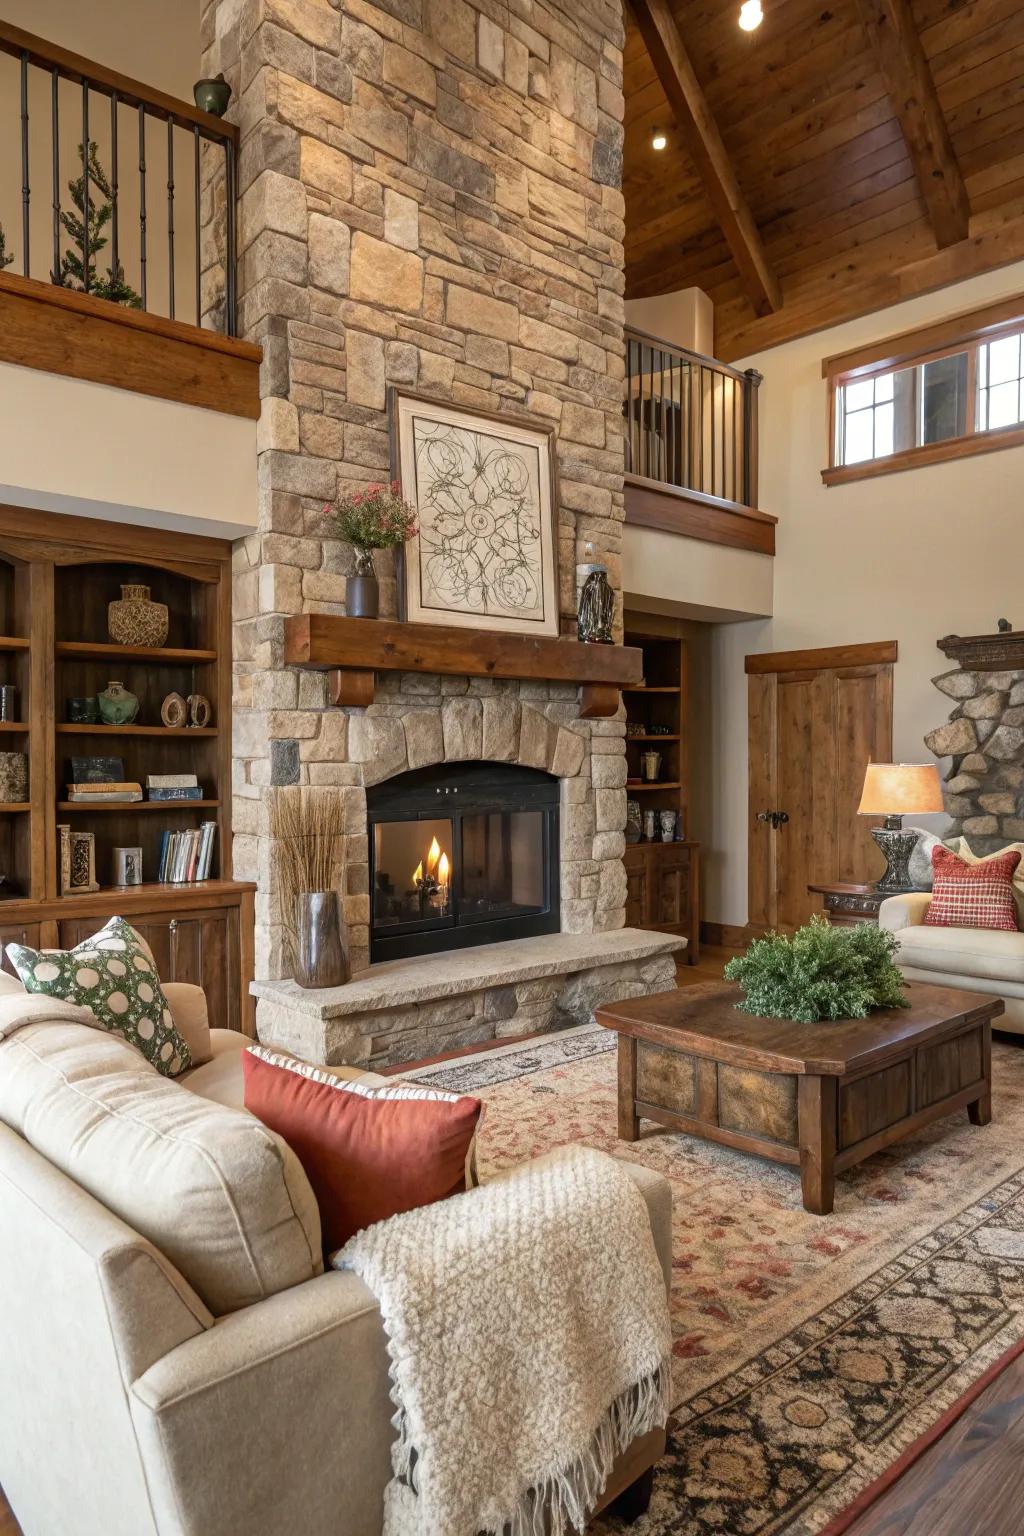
[880,893,1024,1033]
[0,981,673,1536]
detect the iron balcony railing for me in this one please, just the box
[0,22,238,334]
[625,327,763,510]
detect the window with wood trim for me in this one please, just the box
[822,297,1024,485]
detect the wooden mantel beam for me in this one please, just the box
[629,0,781,317]
[854,0,969,249]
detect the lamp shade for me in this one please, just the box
[857,762,944,816]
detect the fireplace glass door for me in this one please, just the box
[367,763,560,962]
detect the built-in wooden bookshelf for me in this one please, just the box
[622,624,700,963]
[0,508,254,1032]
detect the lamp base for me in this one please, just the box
[870,824,922,893]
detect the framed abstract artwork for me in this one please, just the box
[390,390,560,637]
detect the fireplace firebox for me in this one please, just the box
[367,762,560,962]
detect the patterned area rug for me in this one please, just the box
[407,1025,1024,1535]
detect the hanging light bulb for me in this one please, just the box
[739,0,763,30]
[651,130,668,151]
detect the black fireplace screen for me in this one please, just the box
[367,762,560,962]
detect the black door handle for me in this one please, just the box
[757,810,789,829]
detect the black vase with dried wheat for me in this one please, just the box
[270,790,350,989]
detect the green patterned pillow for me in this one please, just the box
[7,917,192,1077]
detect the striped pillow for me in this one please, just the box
[925,845,1021,932]
[242,1045,482,1253]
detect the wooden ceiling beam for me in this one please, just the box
[854,0,970,248]
[628,0,781,316]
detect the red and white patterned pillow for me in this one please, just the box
[925,845,1021,932]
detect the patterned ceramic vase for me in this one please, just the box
[108,584,169,648]
[98,680,140,725]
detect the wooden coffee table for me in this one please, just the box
[595,981,1002,1214]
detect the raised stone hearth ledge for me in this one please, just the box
[253,930,684,1069]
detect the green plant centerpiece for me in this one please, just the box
[323,481,417,619]
[724,914,908,1023]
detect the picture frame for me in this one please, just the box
[389,389,561,638]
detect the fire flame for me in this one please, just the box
[438,851,450,883]
[426,836,441,873]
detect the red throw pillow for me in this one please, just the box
[242,1047,483,1252]
[925,845,1021,932]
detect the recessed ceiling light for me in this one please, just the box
[739,0,763,30]
[652,131,668,151]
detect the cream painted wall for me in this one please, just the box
[625,289,714,355]
[625,526,773,623]
[0,359,257,538]
[707,260,1024,926]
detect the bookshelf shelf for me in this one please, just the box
[56,641,218,663]
[0,802,31,813]
[58,800,222,813]
[57,725,219,737]
[0,508,255,1034]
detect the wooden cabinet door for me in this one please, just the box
[623,845,649,927]
[57,907,240,1031]
[748,650,893,930]
[0,922,41,975]
[651,845,692,928]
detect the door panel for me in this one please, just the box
[652,846,692,928]
[57,908,238,1031]
[624,845,649,927]
[748,654,893,929]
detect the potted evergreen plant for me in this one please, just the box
[323,482,417,619]
[724,913,908,1023]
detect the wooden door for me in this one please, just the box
[747,643,895,929]
[624,845,649,927]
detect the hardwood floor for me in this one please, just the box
[3,943,1022,1536]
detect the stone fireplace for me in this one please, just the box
[204,0,683,1065]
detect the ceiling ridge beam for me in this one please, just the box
[854,0,970,249]
[629,0,782,317]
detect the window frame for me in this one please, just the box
[822,295,1024,486]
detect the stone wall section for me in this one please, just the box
[927,668,1024,851]
[201,0,628,978]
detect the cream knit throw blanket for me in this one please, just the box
[334,1144,671,1536]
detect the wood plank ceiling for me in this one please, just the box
[623,0,1024,361]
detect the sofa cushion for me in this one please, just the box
[0,1021,323,1315]
[243,1045,482,1253]
[894,921,1024,985]
[162,983,212,1066]
[8,918,192,1077]
[925,846,1020,932]
[959,838,1024,925]
[181,1033,385,1112]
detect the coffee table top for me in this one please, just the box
[595,981,1004,1077]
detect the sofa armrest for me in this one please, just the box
[130,1269,393,1536]
[879,893,932,933]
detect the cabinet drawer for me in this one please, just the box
[0,922,41,974]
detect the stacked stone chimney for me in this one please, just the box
[926,661,1024,853]
[201,0,629,979]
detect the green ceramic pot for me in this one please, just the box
[193,75,232,117]
[98,680,140,725]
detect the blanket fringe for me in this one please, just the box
[388,1354,671,1536]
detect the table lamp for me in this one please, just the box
[857,762,944,892]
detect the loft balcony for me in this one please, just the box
[0,22,259,420]
[624,327,776,556]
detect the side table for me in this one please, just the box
[808,882,887,927]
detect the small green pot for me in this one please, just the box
[193,75,232,117]
[98,680,140,725]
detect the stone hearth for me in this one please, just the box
[926,632,1024,851]
[253,929,682,1068]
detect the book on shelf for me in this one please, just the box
[147,786,205,801]
[146,774,198,790]
[157,822,217,884]
[65,783,143,803]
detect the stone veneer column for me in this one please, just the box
[201,0,628,979]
